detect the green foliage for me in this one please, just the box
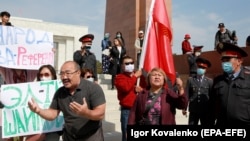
[96,60,102,74]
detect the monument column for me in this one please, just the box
[105,0,172,64]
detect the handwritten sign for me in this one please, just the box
[1,80,64,138]
[0,25,54,70]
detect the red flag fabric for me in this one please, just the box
[139,0,176,85]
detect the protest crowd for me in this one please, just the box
[1,1,250,140]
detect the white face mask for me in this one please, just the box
[40,77,52,81]
[124,64,134,72]
[86,77,94,82]
[117,34,121,38]
[195,52,201,56]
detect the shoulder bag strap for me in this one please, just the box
[142,90,162,118]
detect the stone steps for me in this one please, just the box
[97,74,122,140]
[97,75,120,121]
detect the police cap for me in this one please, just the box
[193,45,203,52]
[216,42,248,58]
[79,34,94,42]
[196,57,211,68]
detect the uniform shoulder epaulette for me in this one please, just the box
[244,66,250,74]
[204,77,212,81]
[244,66,250,70]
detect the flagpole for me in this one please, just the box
[136,0,155,86]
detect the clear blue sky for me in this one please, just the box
[4,0,250,61]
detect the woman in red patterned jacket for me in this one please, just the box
[128,67,188,125]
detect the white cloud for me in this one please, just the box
[207,12,221,22]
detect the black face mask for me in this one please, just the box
[81,45,91,50]
[85,46,91,50]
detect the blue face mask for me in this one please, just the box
[222,62,233,74]
[197,68,205,75]
[104,33,110,39]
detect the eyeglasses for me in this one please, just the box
[39,73,50,77]
[124,62,134,65]
[59,70,78,77]
[86,76,94,79]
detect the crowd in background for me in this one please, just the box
[1,10,250,141]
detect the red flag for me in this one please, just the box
[139,0,176,85]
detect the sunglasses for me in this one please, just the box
[86,76,94,78]
[124,62,134,65]
[39,73,50,77]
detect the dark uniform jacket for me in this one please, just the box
[73,50,98,81]
[187,54,198,76]
[212,66,250,126]
[186,75,213,113]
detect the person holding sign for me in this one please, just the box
[0,11,12,26]
[28,61,106,141]
[0,69,37,141]
[25,64,62,141]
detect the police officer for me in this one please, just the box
[187,45,203,77]
[73,34,98,83]
[212,42,249,126]
[184,57,213,125]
